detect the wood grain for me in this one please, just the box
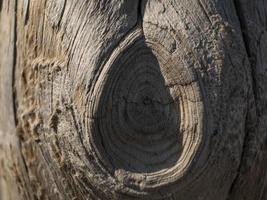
[0,0,266,199]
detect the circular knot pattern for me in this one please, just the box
[87,30,206,197]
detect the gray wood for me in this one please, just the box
[0,0,266,199]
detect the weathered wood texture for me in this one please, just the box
[0,0,266,199]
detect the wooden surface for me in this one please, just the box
[0,0,267,199]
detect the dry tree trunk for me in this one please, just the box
[0,0,267,199]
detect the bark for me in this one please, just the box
[0,0,266,199]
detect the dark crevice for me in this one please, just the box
[12,0,18,126]
[137,0,147,32]
[58,0,66,28]
[24,0,30,25]
[138,0,143,26]
[85,1,144,99]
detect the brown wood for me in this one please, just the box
[0,0,266,199]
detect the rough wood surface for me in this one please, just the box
[0,0,266,200]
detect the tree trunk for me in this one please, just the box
[1,0,267,199]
